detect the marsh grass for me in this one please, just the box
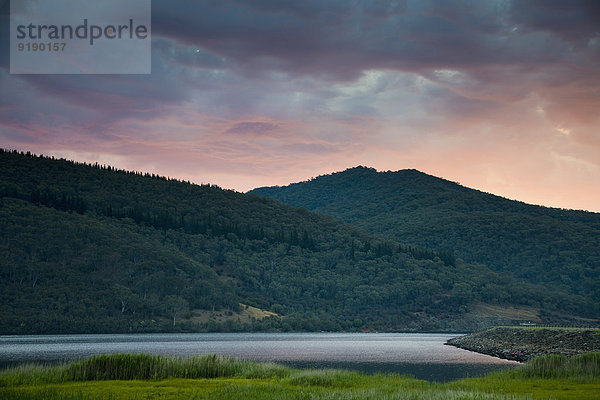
[508,352,600,382]
[203,382,530,399]
[0,385,530,400]
[64,353,289,381]
[1,352,599,399]
[0,363,67,387]
[283,368,364,387]
[0,353,289,386]
[446,352,600,400]
[0,387,112,400]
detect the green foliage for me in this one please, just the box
[448,352,600,400]
[1,150,597,333]
[0,354,289,386]
[62,353,288,381]
[2,353,600,399]
[283,369,362,387]
[251,166,600,319]
[509,352,600,382]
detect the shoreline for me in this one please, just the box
[1,352,599,400]
[446,326,600,362]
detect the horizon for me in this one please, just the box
[2,1,599,212]
[5,147,598,214]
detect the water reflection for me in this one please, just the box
[0,333,518,381]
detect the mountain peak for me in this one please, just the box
[2,150,598,333]
[250,167,600,321]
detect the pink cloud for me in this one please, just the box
[1,1,599,211]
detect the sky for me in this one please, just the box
[1,0,599,212]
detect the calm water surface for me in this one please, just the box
[0,333,518,381]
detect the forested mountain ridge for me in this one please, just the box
[251,166,600,305]
[1,151,597,334]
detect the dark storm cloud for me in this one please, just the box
[4,0,597,120]
[152,0,598,81]
[151,0,433,79]
[2,0,600,210]
[0,0,9,68]
[509,0,600,43]
[0,42,191,129]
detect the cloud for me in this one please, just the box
[508,0,600,43]
[1,0,599,210]
[225,121,279,136]
[151,0,595,78]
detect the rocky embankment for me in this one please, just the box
[447,326,600,362]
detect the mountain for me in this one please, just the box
[251,166,600,315]
[1,151,597,334]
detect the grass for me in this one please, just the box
[511,352,600,381]
[0,354,288,386]
[473,304,542,323]
[1,352,599,399]
[189,303,280,324]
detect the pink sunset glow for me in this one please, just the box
[1,1,599,211]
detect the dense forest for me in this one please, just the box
[1,151,597,334]
[251,166,600,308]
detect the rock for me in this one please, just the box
[446,327,600,362]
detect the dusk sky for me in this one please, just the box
[1,0,599,211]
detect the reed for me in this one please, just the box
[2,352,599,399]
[0,353,289,386]
[283,368,363,387]
[509,352,600,381]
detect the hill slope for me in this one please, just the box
[1,152,597,334]
[251,166,600,314]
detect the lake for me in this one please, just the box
[0,332,518,381]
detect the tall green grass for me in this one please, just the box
[508,352,600,382]
[0,353,289,386]
[2,352,599,400]
[282,368,364,387]
[213,383,530,400]
[3,352,600,386]
[447,352,600,400]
